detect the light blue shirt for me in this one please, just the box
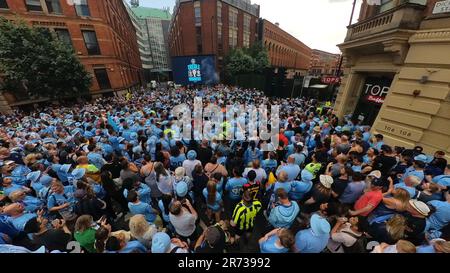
[170,154,186,170]
[128,201,156,223]
[416,245,435,253]
[225,177,247,201]
[202,189,222,212]
[291,152,307,167]
[262,159,278,174]
[120,240,148,253]
[260,234,289,253]
[289,181,312,201]
[400,166,424,183]
[123,184,152,205]
[295,228,329,253]
[426,200,450,232]
[276,164,300,182]
[8,213,37,232]
[158,200,170,223]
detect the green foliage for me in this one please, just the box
[224,42,270,79]
[0,18,92,100]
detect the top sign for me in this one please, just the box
[321,76,341,85]
[433,0,450,14]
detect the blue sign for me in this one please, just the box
[172,55,219,85]
[187,59,202,82]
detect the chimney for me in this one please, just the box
[275,22,280,27]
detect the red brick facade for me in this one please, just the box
[0,0,142,97]
[309,49,340,76]
[261,19,311,72]
[169,0,260,70]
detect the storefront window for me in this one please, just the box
[352,76,393,125]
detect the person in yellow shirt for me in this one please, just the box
[76,156,101,183]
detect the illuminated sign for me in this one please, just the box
[187,59,202,83]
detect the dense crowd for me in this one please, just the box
[0,86,449,253]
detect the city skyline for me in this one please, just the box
[136,0,361,54]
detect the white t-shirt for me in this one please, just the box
[327,223,361,253]
[243,167,267,183]
[183,159,202,178]
[169,210,198,237]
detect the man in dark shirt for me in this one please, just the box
[372,145,397,176]
[194,225,226,253]
[197,140,213,167]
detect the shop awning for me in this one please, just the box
[309,84,328,89]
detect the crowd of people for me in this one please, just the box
[0,86,449,253]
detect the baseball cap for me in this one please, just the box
[414,154,428,163]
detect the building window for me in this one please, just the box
[194,1,201,26]
[244,14,250,32]
[55,29,72,46]
[379,0,395,13]
[243,33,250,48]
[229,28,237,48]
[25,0,43,11]
[217,1,222,22]
[46,0,62,14]
[0,0,8,9]
[75,0,90,17]
[94,68,112,90]
[82,30,101,55]
[218,25,223,52]
[229,7,238,28]
[243,14,251,48]
[196,26,202,53]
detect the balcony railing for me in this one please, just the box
[345,1,426,42]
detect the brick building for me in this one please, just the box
[335,0,449,160]
[0,0,142,110]
[261,19,311,77]
[169,0,260,72]
[309,49,341,76]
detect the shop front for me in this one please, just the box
[352,75,393,126]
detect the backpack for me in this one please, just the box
[341,231,368,253]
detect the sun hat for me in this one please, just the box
[368,170,382,179]
[310,214,331,235]
[319,175,333,189]
[409,200,430,217]
[151,232,171,253]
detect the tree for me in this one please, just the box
[224,43,269,79]
[0,18,92,100]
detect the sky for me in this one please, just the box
[136,0,361,53]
